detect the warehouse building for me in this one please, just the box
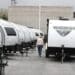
[8,6,73,33]
[0,9,8,19]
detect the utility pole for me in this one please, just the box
[38,0,42,30]
[38,2,41,30]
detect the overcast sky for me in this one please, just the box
[0,0,75,10]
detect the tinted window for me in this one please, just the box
[40,33,43,36]
[35,33,39,36]
[5,27,16,36]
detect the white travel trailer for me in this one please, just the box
[0,20,34,52]
[31,29,44,39]
[0,19,44,53]
[0,20,26,53]
[46,19,75,62]
[17,25,33,48]
[0,20,18,53]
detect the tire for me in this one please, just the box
[14,51,16,53]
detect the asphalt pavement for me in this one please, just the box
[5,48,75,75]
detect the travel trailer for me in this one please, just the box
[0,19,44,53]
[46,20,75,62]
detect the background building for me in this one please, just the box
[8,6,73,33]
[0,9,8,20]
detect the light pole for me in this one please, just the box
[38,0,41,30]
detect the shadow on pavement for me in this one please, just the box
[47,55,75,63]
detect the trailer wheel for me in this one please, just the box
[14,51,16,53]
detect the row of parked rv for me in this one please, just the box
[0,19,44,54]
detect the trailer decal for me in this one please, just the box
[53,26,74,37]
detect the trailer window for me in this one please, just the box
[35,33,39,36]
[5,27,16,36]
[40,33,43,36]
